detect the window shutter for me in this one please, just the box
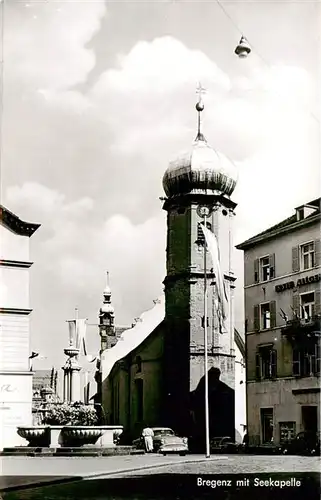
[255,353,261,379]
[314,288,321,317]
[292,246,299,272]
[254,304,260,331]
[292,348,301,377]
[315,238,321,267]
[271,349,277,378]
[269,253,275,279]
[270,300,277,328]
[292,292,300,318]
[254,258,259,283]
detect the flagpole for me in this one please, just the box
[203,211,210,459]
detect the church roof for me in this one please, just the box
[101,297,165,379]
[0,205,40,236]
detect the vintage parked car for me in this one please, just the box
[132,427,189,455]
[280,431,320,456]
[210,436,240,454]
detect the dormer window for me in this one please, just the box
[296,205,318,221]
[296,208,304,221]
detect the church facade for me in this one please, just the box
[99,100,245,445]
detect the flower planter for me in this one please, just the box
[17,426,50,447]
[61,426,105,447]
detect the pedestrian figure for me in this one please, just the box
[142,426,154,453]
[242,432,249,445]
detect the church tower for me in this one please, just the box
[99,272,116,353]
[162,92,237,441]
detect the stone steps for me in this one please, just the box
[1,446,145,457]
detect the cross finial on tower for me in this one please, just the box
[195,82,207,142]
[196,82,206,103]
[106,271,110,286]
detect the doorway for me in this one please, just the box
[301,406,318,433]
[260,408,274,444]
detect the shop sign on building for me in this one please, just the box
[275,273,321,293]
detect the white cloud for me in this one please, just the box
[96,36,230,94]
[7,0,106,90]
[6,182,65,215]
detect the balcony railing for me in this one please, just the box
[281,315,321,341]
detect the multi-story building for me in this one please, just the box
[236,198,320,446]
[0,205,40,449]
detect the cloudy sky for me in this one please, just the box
[1,0,320,371]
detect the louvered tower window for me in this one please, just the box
[196,222,212,245]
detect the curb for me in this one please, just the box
[82,455,229,480]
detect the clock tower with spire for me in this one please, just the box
[99,272,116,353]
[162,89,238,440]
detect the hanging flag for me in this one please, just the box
[201,223,229,333]
[76,319,87,354]
[29,351,39,359]
[86,354,97,363]
[67,320,76,346]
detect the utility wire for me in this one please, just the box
[216,0,320,125]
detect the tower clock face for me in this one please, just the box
[197,205,211,218]
[197,203,221,218]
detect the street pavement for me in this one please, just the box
[0,453,319,483]
[106,454,320,477]
[0,454,320,499]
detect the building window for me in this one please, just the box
[300,292,315,321]
[300,242,315,270]
[279,422,296,444]
[254,301,276,332]
[256,346,277,380]
[260,256,270,281]
[293,344,320,377]
[260,408,274,444]
[196,222,212,245]
[254,254,275,283]
[261,303,271,329]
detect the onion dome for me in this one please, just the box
[100,303,115,315]
[100,271,114,316]
[162,94,237,198]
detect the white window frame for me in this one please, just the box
[259,255,270,282]
[260,302,271,330]
[300,291,315,321]
[300,241,315,271]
